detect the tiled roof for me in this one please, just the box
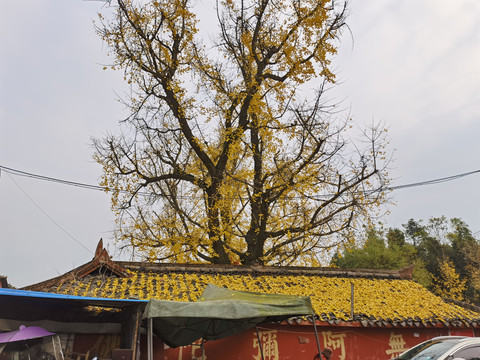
[0,276,8,288]
[24,242,480,328]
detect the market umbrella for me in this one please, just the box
[0,325,55,344]
[0,326,64,359]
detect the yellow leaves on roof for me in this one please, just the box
[55,271,479,322]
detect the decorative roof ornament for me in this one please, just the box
[76,239,130,278]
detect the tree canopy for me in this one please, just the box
[331,228,416,270]
[332,217,480,305]
[94,0,390,266]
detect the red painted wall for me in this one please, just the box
[74,324,478,360]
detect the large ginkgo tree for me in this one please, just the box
[94,0,390,266]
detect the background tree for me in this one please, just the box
[403,218,427,247]
[94,0,390,266]
[332,217,480,305]
[447,218,480,303]
[332,228,416,270]
[462,237,480,302]
[433,258,467,301]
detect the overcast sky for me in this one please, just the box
[1,0,479,288]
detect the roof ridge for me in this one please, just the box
[115,261,413,279]
[443,298,480,314]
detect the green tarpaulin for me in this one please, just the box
[142,284,314,348]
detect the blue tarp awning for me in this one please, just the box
[0,287,147,309]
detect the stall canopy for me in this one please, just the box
[0,287,147,328]
[0,288,147,310]
[142,284,314,348]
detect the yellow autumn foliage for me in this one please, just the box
[433,259,467,301]
[54,270,479,323]
[94,0,391,266]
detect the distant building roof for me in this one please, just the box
[23,241,480,328]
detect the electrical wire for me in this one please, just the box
[0,164,152,196]
[1,164,479,197]
[387,169,480,190]
[3,172,94,254]
[1,164,478,251]
[0,165,106,191]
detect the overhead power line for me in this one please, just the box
[0,164,151,196]
[0,165,106,191]
[3,171,94,254]
[387,169,480,190]
[1,164,479,197]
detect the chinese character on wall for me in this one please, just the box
[322,331,347,360]
[385,332,409,359]
[253,330,279,360]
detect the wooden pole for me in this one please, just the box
[148,318,153,360]
[201,339,206,360]
[351,282,354,320]
[312,313,322,358]
[131,306,142,360]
